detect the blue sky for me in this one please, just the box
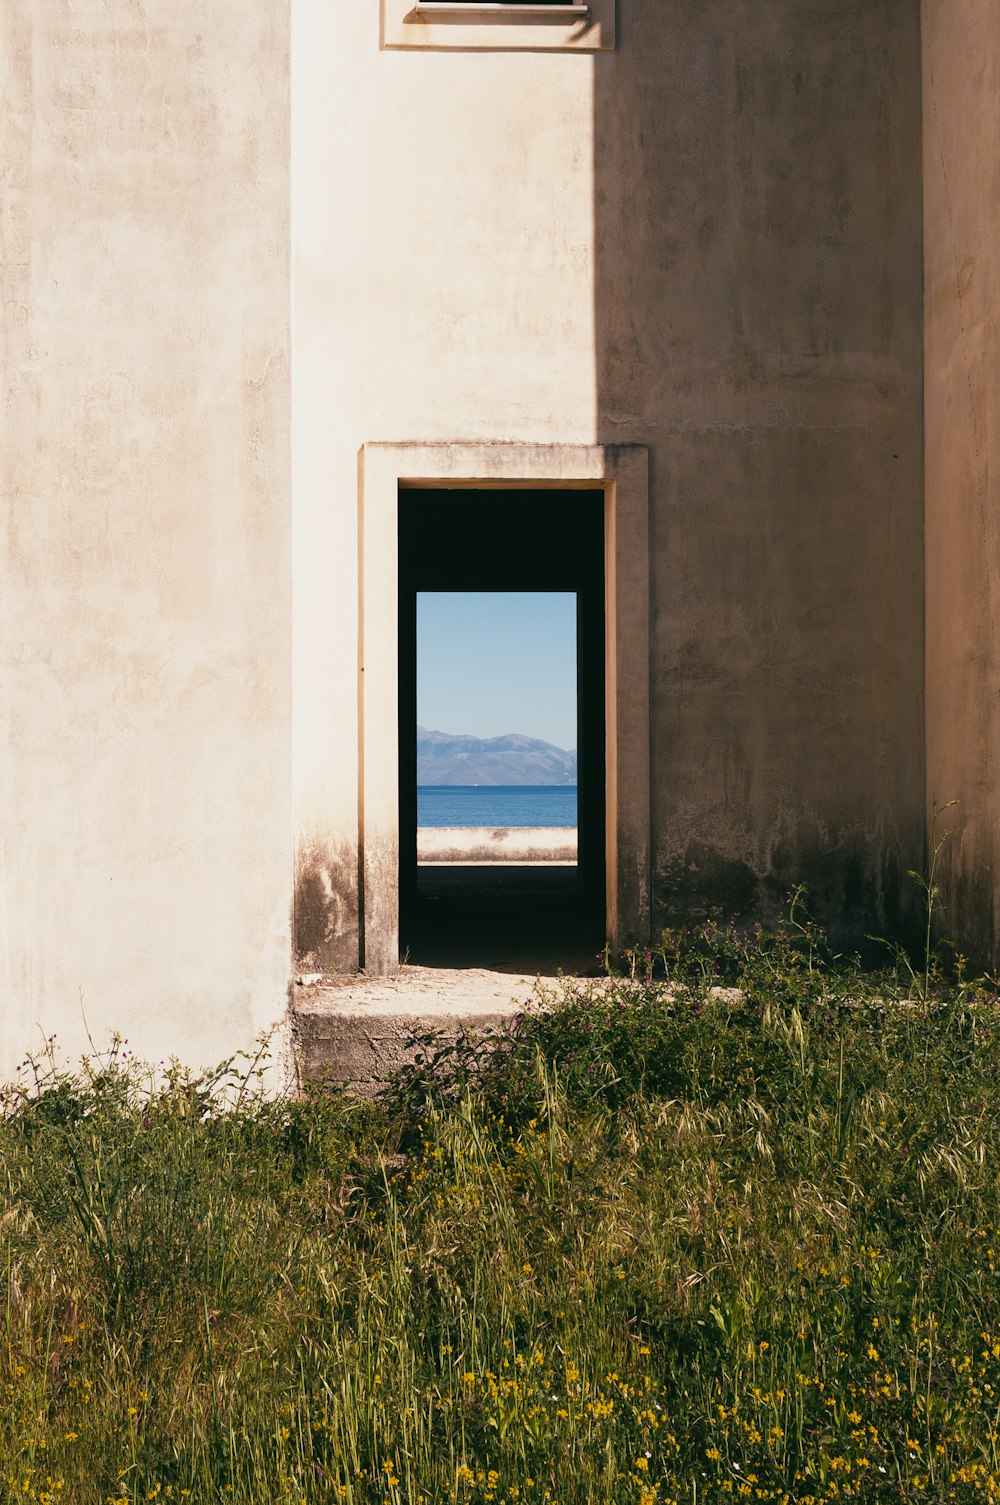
[417,592,577,750]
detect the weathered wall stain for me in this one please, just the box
[361,829,400,977]
[655,832,919,956]
[294,841,359,975]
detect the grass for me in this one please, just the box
[5,907,1000,1504]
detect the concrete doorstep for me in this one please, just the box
[293,965,566,1096]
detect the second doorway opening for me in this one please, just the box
[398,488,605,972]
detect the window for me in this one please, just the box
[382,0,614,51]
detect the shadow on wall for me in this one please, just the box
[592,0,926,948]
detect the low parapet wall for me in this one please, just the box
[417,826,577,865]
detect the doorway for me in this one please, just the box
[398,488,605,970]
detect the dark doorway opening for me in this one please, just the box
[398,488,606,971]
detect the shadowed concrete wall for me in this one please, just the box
[1,2,291,1078]
[923,1,1000,967]
[594,0,925,941]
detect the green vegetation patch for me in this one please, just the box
[5,912,1000,1504]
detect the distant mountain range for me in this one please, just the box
[417,727,576,786]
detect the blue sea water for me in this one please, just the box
[417,785,577,828]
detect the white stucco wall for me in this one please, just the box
[1,2,291,1080]
[293,2,598,968]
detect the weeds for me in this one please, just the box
[4,913,1000,1502]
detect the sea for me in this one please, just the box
[417,785,577,828]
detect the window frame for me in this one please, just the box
[381,0,614,52]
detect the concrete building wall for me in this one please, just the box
[1,2,292,1079]
[0,0,936,1071]
[595,0,925,939]
[297,0,925,967]
[923,0,1000,967]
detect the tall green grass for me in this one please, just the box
[4,913,1000,1503]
